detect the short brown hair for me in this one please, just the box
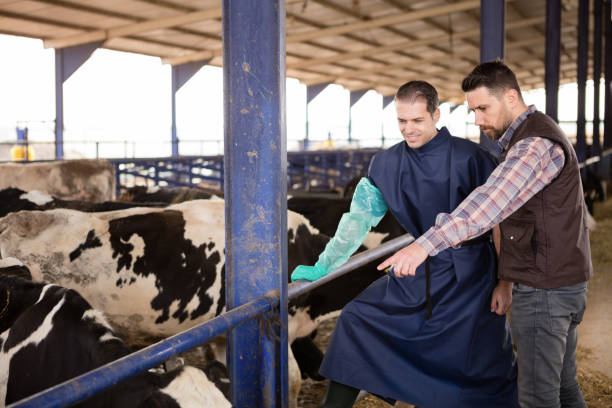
[395,80,439,115]
[461,60,523,100]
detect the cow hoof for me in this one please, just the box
[306,370,325,381]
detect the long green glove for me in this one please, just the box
[291,177,388,281]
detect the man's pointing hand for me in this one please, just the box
[378,242,428,278]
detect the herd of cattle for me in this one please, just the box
[0,159,604,407]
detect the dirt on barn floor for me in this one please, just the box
[298,198,612,408]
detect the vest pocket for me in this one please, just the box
[501,220,536,269]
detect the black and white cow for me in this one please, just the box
[117,185,223,204]
[0,187,169,219]
[0,193,409,397]
[0,200,393,345]
[0,159,115,202]
[0,258,232,408]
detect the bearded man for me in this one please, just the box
[380,61,592,408]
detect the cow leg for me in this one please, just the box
[288,344,301,408]
[206,333,300,407]
[291,335,325,380]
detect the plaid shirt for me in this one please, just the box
[416,106,565,256]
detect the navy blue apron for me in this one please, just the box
[319,127,518,407]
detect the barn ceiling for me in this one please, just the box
[0,0,599,103]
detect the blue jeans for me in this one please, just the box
[510,282,588,408]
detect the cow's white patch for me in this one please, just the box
[287,211,320,243]
[160,366,231,408]
[35,284,55,305]
[288,306,340,341]
[0,294,65,404]
[0,257,23,268]
[99,332,121,342]
[362,231,389,249]
[146,185,160,194]
[82,309,114,331]
[19,190,54,206]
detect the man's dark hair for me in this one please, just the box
[394,80,439,115]
[461,60,523,100]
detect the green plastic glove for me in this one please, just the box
[291,177,388,282]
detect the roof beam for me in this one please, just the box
[0,9,201,52]
[43,0,304,49]
[43,7,223,49]
[302,38,542,85]
[289,9,579,70]
[286,0,481,44]
[310,0,481,90]
[288,16,545,70]
[163,0,483,65]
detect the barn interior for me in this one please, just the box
[0,1,611,407]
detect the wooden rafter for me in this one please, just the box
[42,0,305,49]
[302,38,542,86]
[286,0,481,43]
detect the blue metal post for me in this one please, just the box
[382,94,395,146]
[171,60,209,156]
[479,0,504,155]
[382,95,394,109]
[576,0,589,164]
[349,89,368,145]
[604,0,612,152]
[223,1,287,407]
[54,42,102,160]
[545,0,561,122]
[306,82,331,150]
[593,0,603,159]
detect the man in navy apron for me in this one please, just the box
[380,62,591,408]
[292,81,518,407]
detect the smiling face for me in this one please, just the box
[395,99,440,149]
[465,86,515,141]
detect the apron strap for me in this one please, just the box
[425,257,432,320]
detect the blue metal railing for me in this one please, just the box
[110,149,381,196]
[8,233,415,408]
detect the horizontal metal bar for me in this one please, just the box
[579,147,612,168]
[8,293,279,408]
[117,171,222,187]
[288,233,415,300]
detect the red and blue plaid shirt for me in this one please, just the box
[416,106,565,256]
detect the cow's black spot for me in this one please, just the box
[0,188,42,218]
[108,210,221,324]
[215,264,226,316]
[69,229,103,261]
[287,228,294,241]
[0,265,32,281]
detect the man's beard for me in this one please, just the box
[483,116,513,140]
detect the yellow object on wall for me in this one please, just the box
[10,145,35,161]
